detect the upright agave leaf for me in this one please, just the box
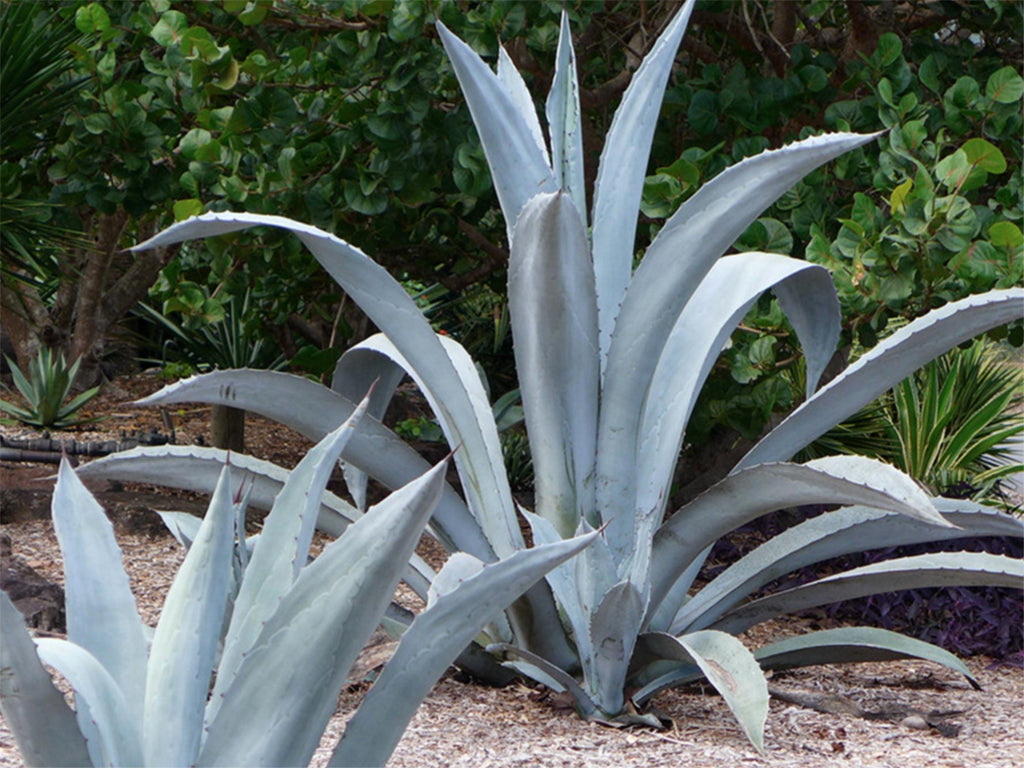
[545,13,587,228]
[509,192,600,537]
[596,132,881,565]
[50,459,149,751]
[209,401,370,722]
[435,23,556,239]
[144,464,236,767]
[199,460,450,767]
[590,0,697,366]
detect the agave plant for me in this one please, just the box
[79,0,1024,750]
[0,395,596,768]
[0,347,100,429]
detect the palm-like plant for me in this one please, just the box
[80,1,1024,749]
[808,339,1023,501]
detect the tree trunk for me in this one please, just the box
[211,405,246,453]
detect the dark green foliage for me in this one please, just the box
[657,4,1023,453]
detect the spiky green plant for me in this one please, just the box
[79,1,1024,750]
[0,347,100,428]
[808,339,1023,502]
[0,395,595,768]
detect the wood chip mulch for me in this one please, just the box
[1,372,1022,767]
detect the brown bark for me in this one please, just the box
[772,1,798,50]
[68,210,129,385]
[211,404,246,453]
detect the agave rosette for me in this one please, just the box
[78,0,1024,749]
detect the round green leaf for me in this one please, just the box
[75,3,111,34]
[150,10,188,47]
[989,221,1024,250]
[688,90,719,136]
[962,138,1007,174]
[173,199,204,221]
[918,55,940,94]
[178,128,213,161]
[877,33,902,67]
[986,66,1024,104]
[935,149,970,189]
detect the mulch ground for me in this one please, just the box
[1,371,1022,767]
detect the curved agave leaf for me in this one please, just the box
[130,369,488,558]
[711,552,1024,636]
[667,498,1023,635]
[436,23,556,238]
[631,631,768,752]
[144,465,235,767]
[545,12,587,227]
[199,460,449,768]
[331,348,407,511]
[486,643,597,713]
[76,446,437,601]
[597,131,881,556]
[134,212,516,559]
[754,627,980,689]
[338,333,522,558]
[648,457,950,621]
[738,288,1024,469]
[35,638,144,768]
[591,0,696,365]
[510,192,600,537]
[522,510,592,666]
[77,444,356,536]
[631,254,839,565]
[51,459,148,727]
[0,592,91,768]
[329,529,598,768]
[209,406,369,723]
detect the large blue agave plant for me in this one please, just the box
[81,0,1023,749]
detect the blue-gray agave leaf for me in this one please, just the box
[144,463,236,767]
[711,552,1024,636]
[667,499,1024,634]
[134,213,519,562]
[435,22,556,239]
[329,528,598,768]
[198,459,449,767]
[590,0,697,365]
[50,460,149,727]
[509,191,599,538]
[754,627,981,688]
[0,592,92,768]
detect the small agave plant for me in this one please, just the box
[79,0,1023,750]
[0,394,595,768]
